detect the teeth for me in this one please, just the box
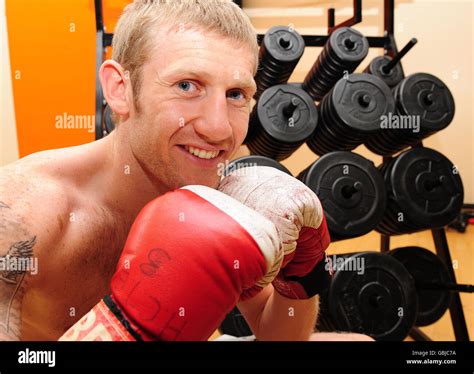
[184,146,219,159]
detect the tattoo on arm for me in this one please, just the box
[0,237,36,337]
[0,196,37,340]
[0,236,36,284]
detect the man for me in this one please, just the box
[0,0,370,341]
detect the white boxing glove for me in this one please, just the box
[219,166,332,299]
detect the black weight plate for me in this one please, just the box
[305,81,332,102]
[388,246,452,326]
[262,25,305,63]
[328,252,417,340]
[397,73,455,132]
[320,92,367,150]
[255,63,292,81]
[308,127,347,154]
[312,64,345,91]
[255,67,290,86]
[325,45,363,74]
[328,27,369,63]
[315,109,358,152]
[247,135,301,161]
[247,132,303,161]
[103,105,115,134]
[311,114,354,152]
[304,66,336,91]
[312,102,350,149]
[365,123,413,156]
[365,56,404,88]
[247,123,296,151]
[257,84,319,143]
[219,307,253,337]
[318,48,351,78]
[255,71,286,87]
[379,201,422,234]
[365,134,400,157]
[306,134,333,155]
[306,139,331,155]
[224,155,292,177]
[245,109,262,143]
[321,95,359,141]
[299,152,386,238]
[389,147,464,228]
[331,73,395,133]
[257,56,296,78]
[323,44,357,70]
[378,159,426,234]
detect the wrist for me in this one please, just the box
[60,297,138,341]
[273,258,332,299]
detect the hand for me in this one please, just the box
[219,166,331,299]
[60,185,282,341]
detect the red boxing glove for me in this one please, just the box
[60,185,282,341]
[219,166,331,299]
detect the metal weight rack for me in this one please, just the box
[93,0,469,341]
[256,0,468,342]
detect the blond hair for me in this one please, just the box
[111,0,258,115]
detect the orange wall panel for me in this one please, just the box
[6,0,129,157]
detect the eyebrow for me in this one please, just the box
[162,67,257,92]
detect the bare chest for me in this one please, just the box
[21,207,132,340]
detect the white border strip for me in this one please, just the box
[0,0,19,166]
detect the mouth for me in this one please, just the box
[176,144,226,168]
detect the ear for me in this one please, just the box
[99,60,132,118]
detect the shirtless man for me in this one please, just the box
[0,0,371,341]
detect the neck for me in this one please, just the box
[97,129,168,222]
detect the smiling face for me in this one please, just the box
[125,25,257,191]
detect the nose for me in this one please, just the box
[193,92,233,143]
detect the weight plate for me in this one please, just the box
[224,155,292,176]
[389,147,464,228]
[397,73,455,132]
[331,73,395,133]
[256,61,294,80]
[262,26,305,63]
[328,252,417,341]
[103,105,115,134]
[328,27,369,63]
[308,93,361,153]
[257,57,296,78]
[247,135,300,161]
[257,84,319,143]
[365,56,404,88]
[388,246,452,326]
[298,152,386,238]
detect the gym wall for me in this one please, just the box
[2,0,473,203]
[0,0,18,165]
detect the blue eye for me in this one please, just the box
[178,81,196,92]
[228,90,245,100]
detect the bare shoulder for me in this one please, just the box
[0,152,74,249]
[0,154,73,340]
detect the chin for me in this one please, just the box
[180,175,220,189]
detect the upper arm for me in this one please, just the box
[0,163,68,340]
